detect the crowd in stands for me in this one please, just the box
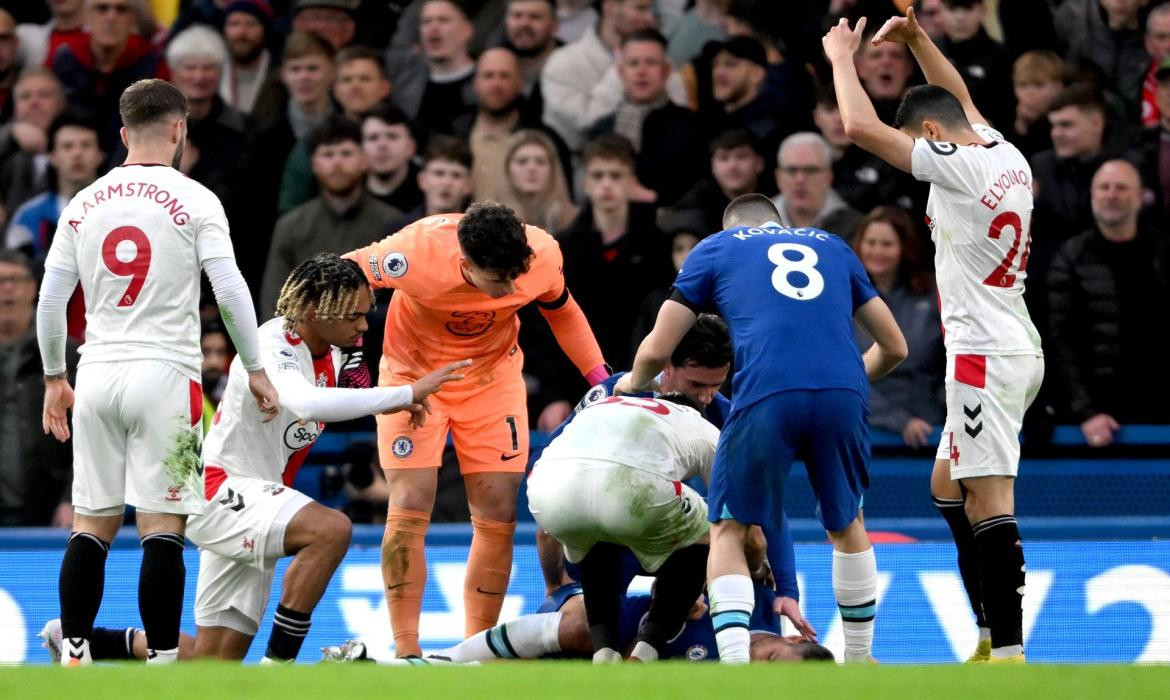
[2,0,1169,527]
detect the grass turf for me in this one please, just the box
[1,662,1167,699]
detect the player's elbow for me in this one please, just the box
[884,334,909,365]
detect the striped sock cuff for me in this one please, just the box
[711,610,751,633]
[972,515,1017,537]
[932,496,964,509]
[69,531,110,553]
[273,605,311,637]
[485,624,518,658]
[839,600,877,623]
[140,532,185,549]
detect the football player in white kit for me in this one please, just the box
[824,9,1044,663]
[36,79,280,666]
[527,393,718,663]
[191,253,468,662]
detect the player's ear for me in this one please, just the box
[119,126,130,150]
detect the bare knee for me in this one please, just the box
[385,469,438,512]
[827,515,870,553]
[319,509,352,555]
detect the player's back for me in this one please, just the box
[539,396,719,482]
[46,165,233,378]
[911,124,1042,355]
[673,226,874,410]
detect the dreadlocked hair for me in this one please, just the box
[275,253,371,332]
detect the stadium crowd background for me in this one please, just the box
[1,0,1168,529]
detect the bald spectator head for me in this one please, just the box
[292,0,357,50]
[856,38,913,101]
[334,46,391,120]
[618,29,670,105]
[1090,159,1143,239]
[474,47,523,116]
[420,0,474,72]
[506,0,558,56]
[1047,84,1106,161]
[87,0,136,54]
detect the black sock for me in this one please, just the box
[90,627,137,661]
[579,542,624,653]
[933,497,987,628]
[266,604,312,661]
[139,532,185,653]
[59,532,110,641]
[972,515,1025,650]
[641,544,709,652]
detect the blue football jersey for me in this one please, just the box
[672,226,877,410]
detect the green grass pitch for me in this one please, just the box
[2,662,1167,699]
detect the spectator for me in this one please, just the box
[1007,50,1064,159]
[14,0,86,68]
[1047,159,1170,446]
[261,118,401,313]
[627,207,704,358]
[1055,0,1148,124]
[0,68,66,214]
[556,0,598,44]
[6,111,102,263]
[292,0,358,51]
[498,128,578,233]
[279,44,391,214]
[459,47,568,202]
[200,321,231,434]
[589,29,706,206]
[51,0,167,156]
[673,127,765,233]
[361,104,424,213]
[166,25,251,208]
[851,206,944,448]
[392,134,474,224]
[937,0,1012,128]
[391,0,477,137]
[0,249,78,527]
[666,0,727,67]
[1141,3,1170,128]
[914,0,946,42]
[854,31,914,125]
[541,0,688,152]
[813,88,920,214]
[771,131,862,239]
[218,0,277,117]
[558,133,673,372]
[504,0,561,119]
[708,35,786,173]
[0,9,17,125]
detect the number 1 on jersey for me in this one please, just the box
[101,226,152,307]
[983,211,1031,288]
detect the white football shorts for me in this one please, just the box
[527,459,708,573]
[188,475,312,635]
[72,360,205,515]
[935,353,1044,480]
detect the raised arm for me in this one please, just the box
[617,299,698,394]
[823,17,915,172]
[873,7,987,126]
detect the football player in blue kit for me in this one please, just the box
[616,194,908,664]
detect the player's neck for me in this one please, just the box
[124,146,177,168]
[294,323,331,356]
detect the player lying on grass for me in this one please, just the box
[325,579,832,664]
[41,254,469,664]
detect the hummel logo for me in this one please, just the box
[500,453,521,461]
[963,403,983,437]
[963,404,982,419]
[965,423,983,438]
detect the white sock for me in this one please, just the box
[708,574,754,665]
[592,647,621,664]
[60,637,92,666]
[630,640,658,661]
[439,612,563,662]
[834,548,877,662]
[146,647,179,665]
[991,644,1023,659]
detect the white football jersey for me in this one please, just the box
[538,396,719,483]
[911,124,1043,356]
[43,164,236,378]
[202,318,339,487]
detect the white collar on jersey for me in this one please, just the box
[762,220,783,228]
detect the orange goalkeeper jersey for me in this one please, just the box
[347,214,600,386]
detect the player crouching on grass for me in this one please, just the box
[41,254,469,664]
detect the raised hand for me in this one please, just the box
[822,16,868,63]
[872,6,923,46]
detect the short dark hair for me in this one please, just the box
[0,248,35,275]
[422,0,472,21]
[308,116,362,154]
[656,391,706,414]
[621,28,668,50]
[723,193,780,229]
[336,45,389,79]
[362,103,418,143]
[119,79,189,129]
[794,641,835,662]
[48,109,100,153]
[583,133,636,169]
[1048,82,1107,116]
[423,134,473,169]
[671,313,732,369]
[507,0,555,9]
[282,30,335,63]
[709,128,762,157]
[456,201,534,278]
[893,84,970,131]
